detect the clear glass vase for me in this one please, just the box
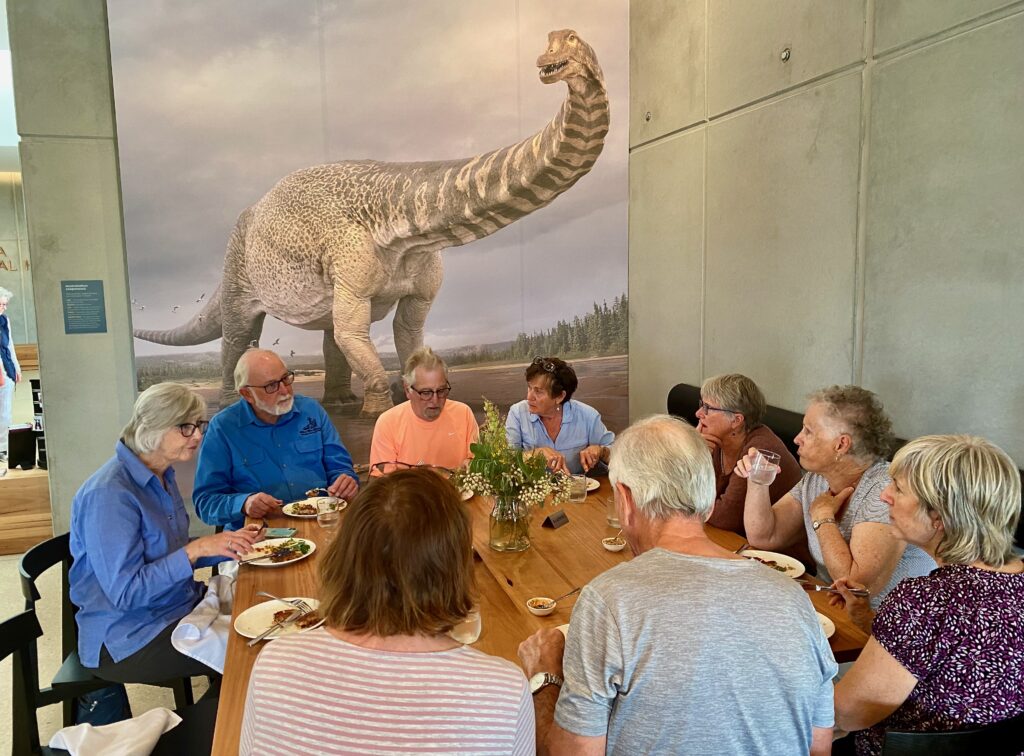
[488,495,532,552]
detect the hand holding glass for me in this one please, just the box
[748,449,781,486]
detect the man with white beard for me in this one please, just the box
[194,349,358,530]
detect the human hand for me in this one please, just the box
[829,577,874,633]
[328,473,359,500]
[809,487,854,521]
[517,627,566,678]
[243,492,283,518]
[15,372,22,384]
[185,526,260,563]
[733,447,760,479]
[579,445,604,473]
[537,447,568,474]
[697,423,723,455]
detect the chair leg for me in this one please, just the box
[63,696,76,727]
[171,677,195,708]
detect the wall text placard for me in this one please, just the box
[61,280,108,334]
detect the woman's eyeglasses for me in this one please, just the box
[246,371,296,394]
[696,400,734,415]
[177,420,210,437]
[532,357,557,373]
[409,383,451,400]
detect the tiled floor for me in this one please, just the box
[0,553,209,752]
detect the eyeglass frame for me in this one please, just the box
[244,370,296,394]
[696,400,736,415]
[407,383,452,400]
[176,420,210,438]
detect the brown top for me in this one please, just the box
[707,425,802,535]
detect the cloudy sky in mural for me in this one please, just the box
[109,0,628,357]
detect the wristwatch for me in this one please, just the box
[812,517,837,531]
[529,671,563,695]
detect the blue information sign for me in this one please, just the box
[61,280,108,334]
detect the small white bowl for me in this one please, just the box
[602,537,626,552]
[526,597,556,616]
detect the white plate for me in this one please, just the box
[556,623,570,637]
[585,477,600,492]
[245,537,317,567]
[741,549,805,579]
[282,497,341,518]
[816,612,836,639]
[233,598,324,640]
[460,489,474,501]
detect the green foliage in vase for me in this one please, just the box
[452,399,572,508]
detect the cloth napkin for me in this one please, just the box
[170,572,235,674]
[49,707,181,756]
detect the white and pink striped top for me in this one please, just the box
[239,627,535,755]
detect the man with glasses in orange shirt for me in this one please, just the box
[369,346,478,475]
[194,349,358,530]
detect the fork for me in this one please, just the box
[733,542,749,554]
[247,607,306,647]
[256,592,313,612]
[798,581,870,598]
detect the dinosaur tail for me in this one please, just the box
[133,284,224,346]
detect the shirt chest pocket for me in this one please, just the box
[294,435,321,456]
[241,447,267,469]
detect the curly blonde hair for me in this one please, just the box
[808,385,894,464]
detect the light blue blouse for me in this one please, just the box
[505,399,615,475]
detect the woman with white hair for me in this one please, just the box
[832,435,1024,754]
[69,382,261,683]
[0,285,21,477]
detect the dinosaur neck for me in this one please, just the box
[381,79,609,253]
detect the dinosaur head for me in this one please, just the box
[536,29,604,88]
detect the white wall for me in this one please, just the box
[629,0,1024,465]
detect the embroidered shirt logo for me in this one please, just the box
[299,418,320,436]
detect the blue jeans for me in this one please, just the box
[0,377,14,459]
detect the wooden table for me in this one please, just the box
[211,480,867,753]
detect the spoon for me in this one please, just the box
[547,587,582,605]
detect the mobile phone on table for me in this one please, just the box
[265,527,296,538]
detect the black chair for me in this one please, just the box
[881,709,1024,755]
[18,533,195,729]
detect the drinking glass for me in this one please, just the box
[316,497,340,534]
[568,474,588,503]
[449,608,482,644]
[748,449,781,486]
[606,496,620,528]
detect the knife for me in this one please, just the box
[799,582,870,598]
[247,607,308,646]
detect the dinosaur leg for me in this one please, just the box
[321,328,358,410]
[220,304,265,407]
[332,290,392,418]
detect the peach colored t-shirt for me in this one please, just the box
[369,400,478,474]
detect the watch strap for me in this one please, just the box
[530,671,563,694]
[813,517,837,531]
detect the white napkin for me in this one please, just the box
[49,707,181,756]
[170,573,235,674]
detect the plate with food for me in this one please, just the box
[242,537,316,567]
[815,612,836,639]
[282,496,342,518]
[740,549,805,578]
[234,598,325,639]
[585,477,600,492]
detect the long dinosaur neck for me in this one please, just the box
[379,79,609,253]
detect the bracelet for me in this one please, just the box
[812,517,837,531]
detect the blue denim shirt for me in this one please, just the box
[193,395,356,530]
[69,441,204,667]
[505,399,615,475]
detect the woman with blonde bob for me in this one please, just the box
[240,468,534,755]
[831,435,1024,755]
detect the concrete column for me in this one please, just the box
[7,0,136,531]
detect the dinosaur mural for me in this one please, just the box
[134,29,608,416]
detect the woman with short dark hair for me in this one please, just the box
[240,468,534,755]
[505,356,614,474]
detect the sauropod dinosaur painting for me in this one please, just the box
[133,28,609,416]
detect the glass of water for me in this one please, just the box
[449,608,482,644]
[569,474,588,503]
[748,450,781,486]
[316,497,340,535]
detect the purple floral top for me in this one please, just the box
[856,563,1024,755]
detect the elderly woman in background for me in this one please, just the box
[739,385,934,606]
[240,468,534,754]
[70,383,261,683]
[696,374,802,534]
[832,435,1024,755]
[506,356,614,475]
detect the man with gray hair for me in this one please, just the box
[368,346,478,474]
[518,414,837,755]
[194,349,357,530]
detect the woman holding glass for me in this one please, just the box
[831,435,1024,754]
[240,468,534,754]
[69,382,261,683]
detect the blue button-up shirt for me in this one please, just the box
[69,441,204,667]
[505,399,615,474]
[193,395,356,530]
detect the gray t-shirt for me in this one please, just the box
[791,461,935,608]
[555,548,838,755]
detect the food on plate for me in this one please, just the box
[287,498,337,516]
[527,597,555,609]
[252,538,311,563]
[744,554,789,573]
[272,609,322,629]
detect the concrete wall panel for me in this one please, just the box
[704,74,862,409]
[707,0,865,116]
[630,0,705,146]
[628,128,704,419]
[863,15,1024,461]
[874,0,1019,54]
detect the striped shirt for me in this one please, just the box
[240,628,535,755]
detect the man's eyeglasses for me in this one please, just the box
[177,420,210,438]
[246,371,296,394]
[696,400,734,415]
[532,357,557,373]
[409,383,451,400]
